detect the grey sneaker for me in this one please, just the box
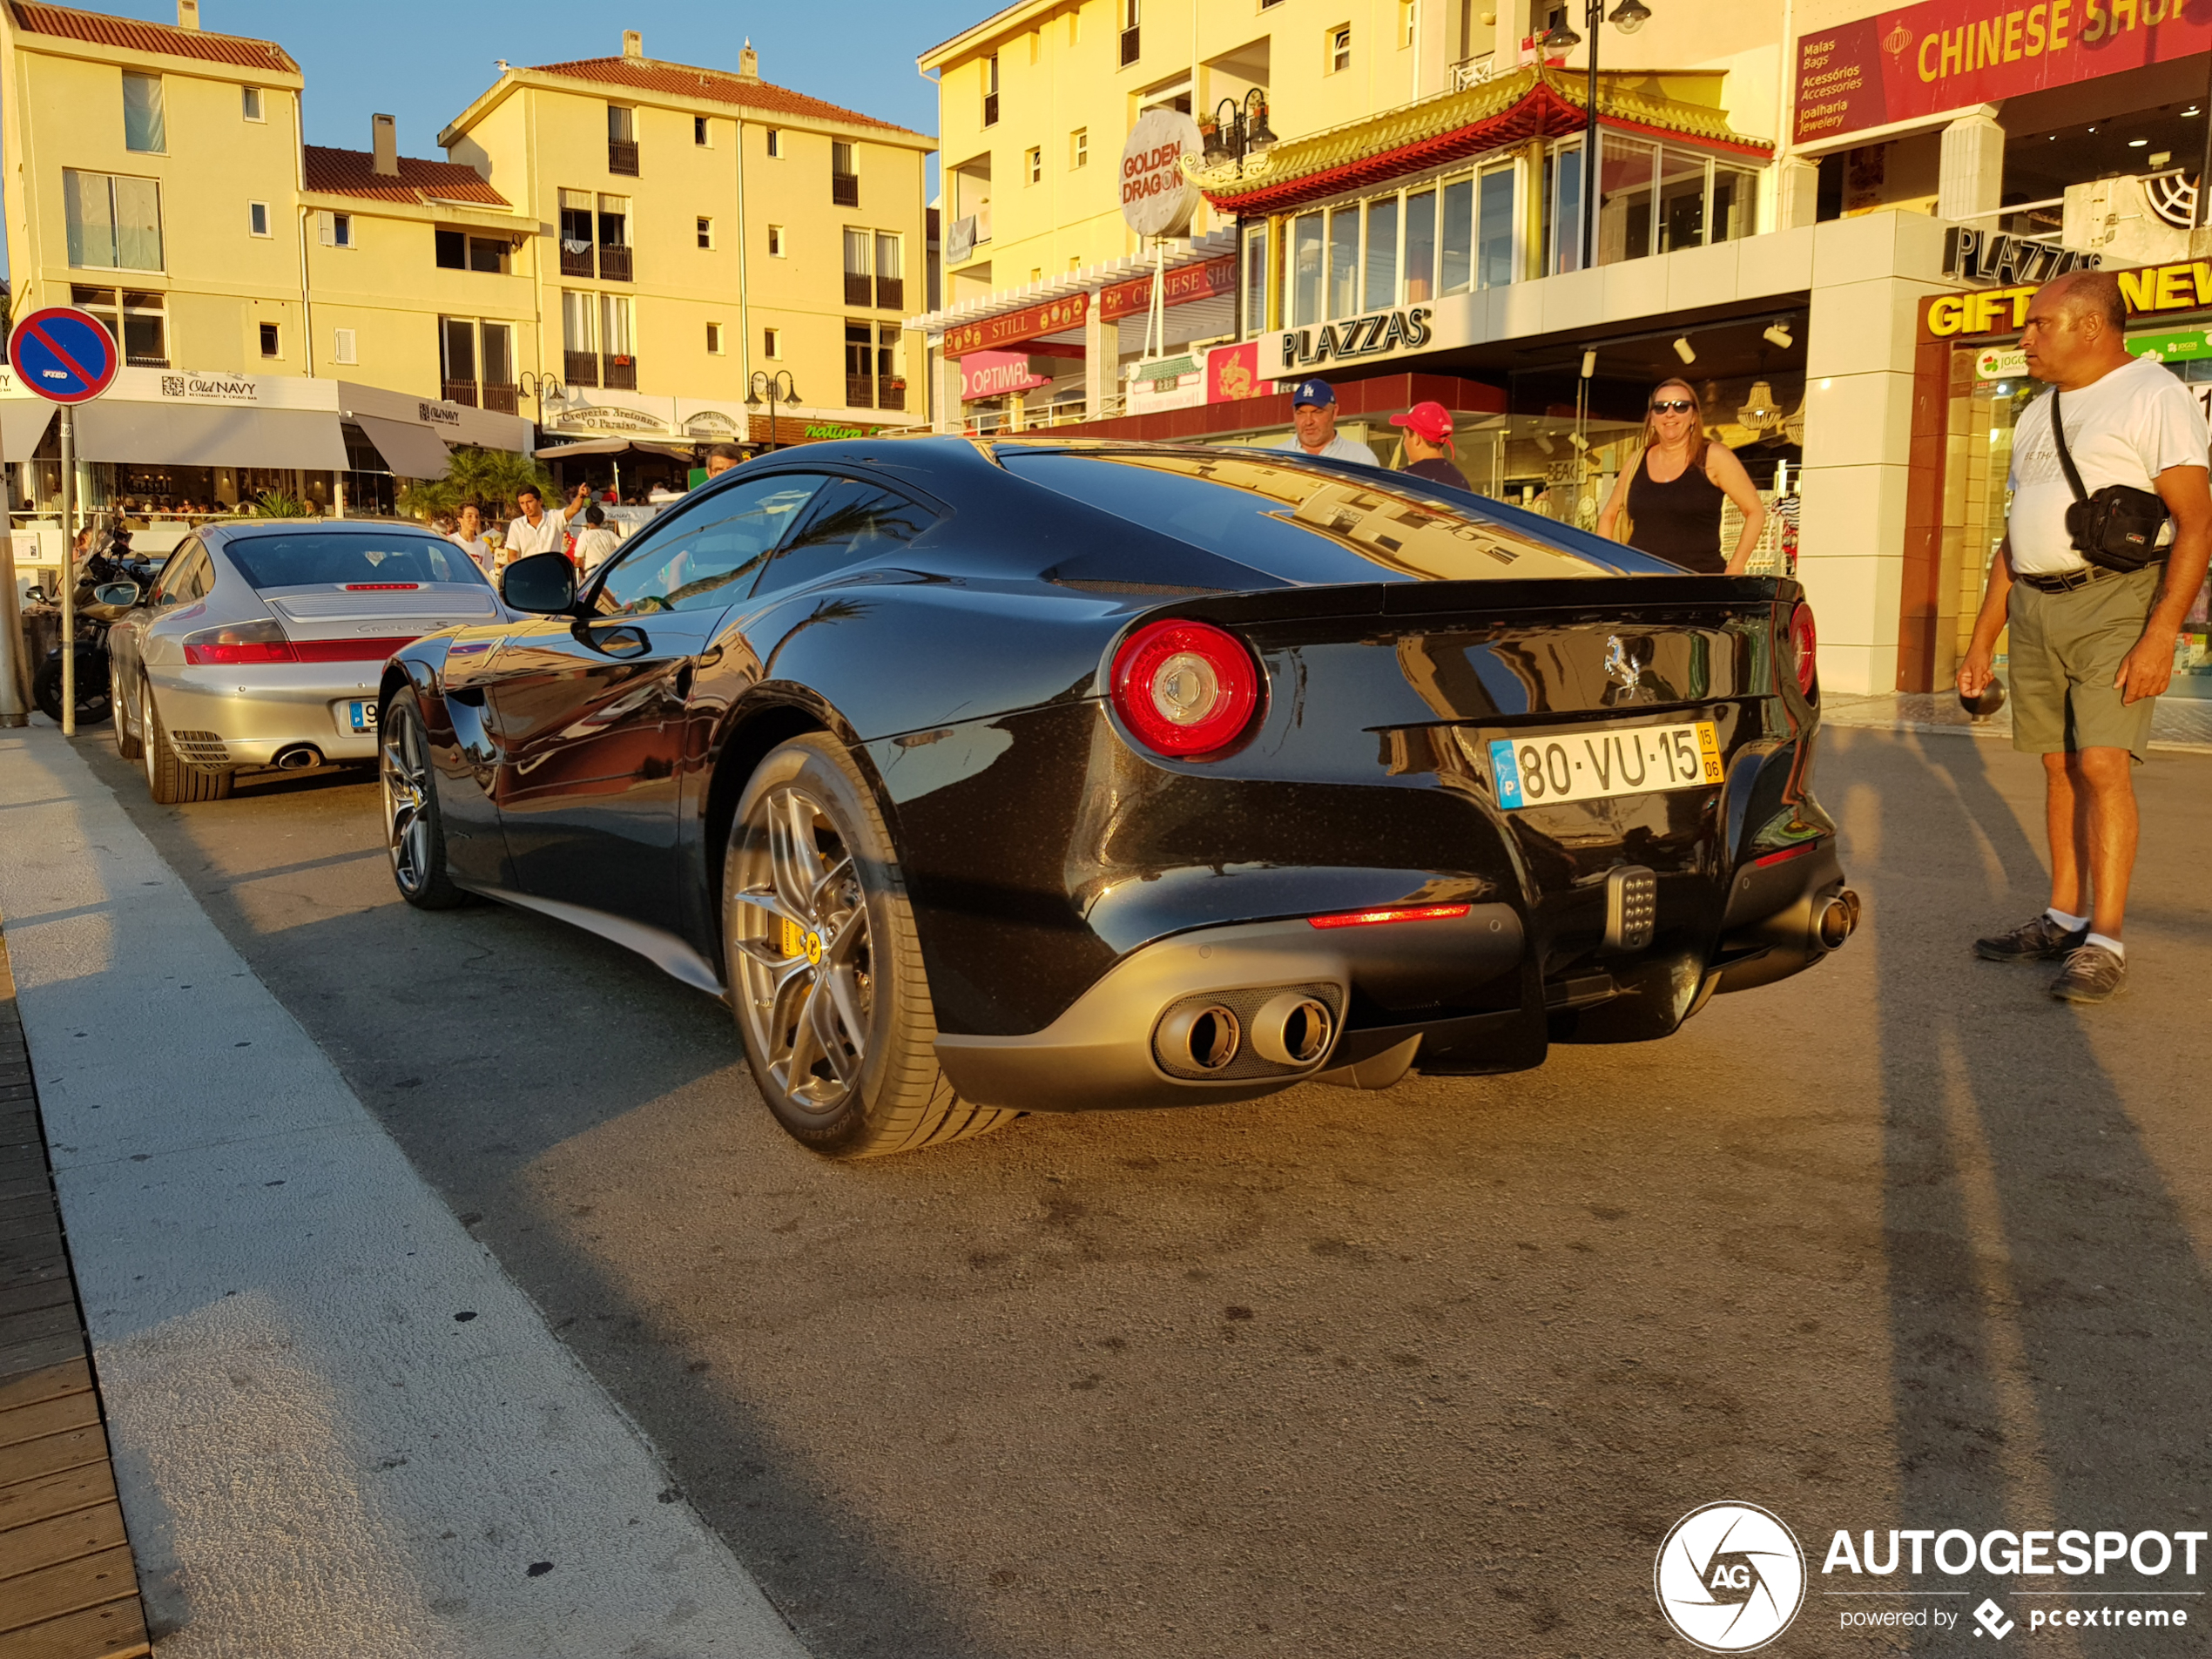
[2050,944,2126,1004]
[1975,914,2088,962]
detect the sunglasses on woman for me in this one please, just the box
[1649,399,1696,414]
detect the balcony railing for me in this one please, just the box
[482,382,518,415]
[441,378,479,408]
[844,273,873,307]
[125,354,168,368]
[603,355,637,390]
[560,243,595,279]
[597,244,633,282]
[1451,52,1498,90]
[832,172,860,207]
[880,380,906,413]
[846,373,874,408]
[563,349,598,388]
[876,276,904,312]
[608,138,639,176]
[1120,24,1139,64]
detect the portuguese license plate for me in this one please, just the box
[1489,721,1722,808]
[347,699,378,734]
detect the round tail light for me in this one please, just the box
[1110,619,1262,758]
[1787,604,1817,699]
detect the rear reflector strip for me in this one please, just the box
[1753,841,1822,867]
[291,637,420,662]
[1309,903,1472,929]
[345,583,421,590]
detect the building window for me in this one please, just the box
[844,227,872,307]
[316,211,354,248]
[72,285,165,368]
[1071,128,1088,168]
[608,105,638,175]
[123,72,165,153]
[698,215,714,249]
[64,170,162,272]
[1329,24,1352,73]
[248,202,270,238]
[1121,0,1141,65]
[597,193,632,281]
[259,321,280,358]
[983,54,1000,126]
[440,316,477,402]
[846,321,875,408]
[600,293,636,388]
[767,223,785,256]
[435,229,508,272]
[1402,0,1416,46]
[1244,220,1268,333]
[766,127,782,158]
[563,288,598,386]
[875,233,904,310]
[559,188,594,277]
[334,327,358,364]
[763,326,782,359]
[833,141,859,207]
[242,85,264,122]
[706,321,724,354]
[1026,146,1042,185]
[694,115,710,145]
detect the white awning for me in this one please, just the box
[352,415,453,479]
[535,437,701,462]
[0,401,55,462]
[72,402,350,471]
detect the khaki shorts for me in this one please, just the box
[2006,563,2162,760]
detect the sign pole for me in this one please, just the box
[57,403,74,738]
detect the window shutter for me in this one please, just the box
[317,211,334,246]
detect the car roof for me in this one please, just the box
[203,518,448,543]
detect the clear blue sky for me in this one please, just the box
[3,0,977,277]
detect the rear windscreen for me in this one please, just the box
[221,532,489,590]
[1000,449,1676,583]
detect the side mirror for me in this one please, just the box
[501,552,577,615]
[94,581,141,606]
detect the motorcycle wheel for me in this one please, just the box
[32,644,112,727]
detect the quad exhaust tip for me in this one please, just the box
[1250,992,1334,1067]
[1157,1003,1241,1073]
[1817,887,1862,950]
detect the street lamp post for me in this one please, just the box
[518,370,566,436]
[1541,0,1652,273]
[1204,91,1278,343]
[745,370,800,453]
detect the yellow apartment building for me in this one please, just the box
[438,31,936,443]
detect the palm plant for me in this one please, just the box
[397,446,553,523]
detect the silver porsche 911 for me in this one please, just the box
[103,520,502,803]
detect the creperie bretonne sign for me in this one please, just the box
[1923,259,2212,340]
[1795,0,2212,143]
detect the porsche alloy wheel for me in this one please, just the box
[381,689,469,909]
[725,735,1016,1158]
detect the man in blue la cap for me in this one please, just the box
[1273,379,1379,466]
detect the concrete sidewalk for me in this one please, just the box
[1823,688,2212,753]
[0,727,809,1659]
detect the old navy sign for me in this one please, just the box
[1794,0,2212,144]
[1279,307,1433,372]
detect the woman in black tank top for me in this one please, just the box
[1596,378,1769,574]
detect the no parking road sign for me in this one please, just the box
[9,306,118,403]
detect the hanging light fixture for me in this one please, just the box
[1608,0,1653,30]
[1738,380,1784,432]
[1783,398,1808,447]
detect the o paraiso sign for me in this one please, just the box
[1120,109,1203,238]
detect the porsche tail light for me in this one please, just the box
[1110,619,1263,757]
[1784,604,1817,699]
[183,618,297,665]
[291,637,422,662]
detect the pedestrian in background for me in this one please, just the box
[1958,269,2212,1003]
[1596,379,1767,574]
[572,504,619,576]
[704,443,745,482]
[449,501,493,577]
[1391,401,1470,490]
[1272,380,1378,465]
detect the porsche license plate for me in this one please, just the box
[1489,722,1721,809]
[347,699,378,734]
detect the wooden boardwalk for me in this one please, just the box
[0,937,148,1659]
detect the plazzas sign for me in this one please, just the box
[1794,0,2212,143]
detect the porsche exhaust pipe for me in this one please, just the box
[273,744,323,770]
[1155,1003,1241,1073]
[1817,888,1862,950]
[1249,992,1334,1067]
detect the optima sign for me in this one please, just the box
[1793,0,2212,142]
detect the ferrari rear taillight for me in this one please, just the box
[182,618,296,665]
[1309,903,1471,929]
[1110,619,1263,757]
[1784,604,1817,699]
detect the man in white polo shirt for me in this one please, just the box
[505,483,588,562]
[1958,268,2212,1003]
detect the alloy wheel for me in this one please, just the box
[729,786,873,1115]
[381,703,431,896]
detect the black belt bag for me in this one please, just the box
[2050,386,2169,573]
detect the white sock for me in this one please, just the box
[2086,933,2125,960]
[2047,907,2089,932]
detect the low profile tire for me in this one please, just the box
[381,688,472,910]
[111,664,142,760]
[141,683,231,805]
[725,734,1017,1159]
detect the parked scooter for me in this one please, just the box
[24,523,161,727]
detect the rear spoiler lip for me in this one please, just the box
[1131,573,1801,631]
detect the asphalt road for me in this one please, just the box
[64,724,2212,1658]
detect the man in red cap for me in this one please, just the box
[1391,401,1470,491]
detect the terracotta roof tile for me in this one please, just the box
[8,1,296,73]
[302,145,509,208]
[525,56,922,137]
